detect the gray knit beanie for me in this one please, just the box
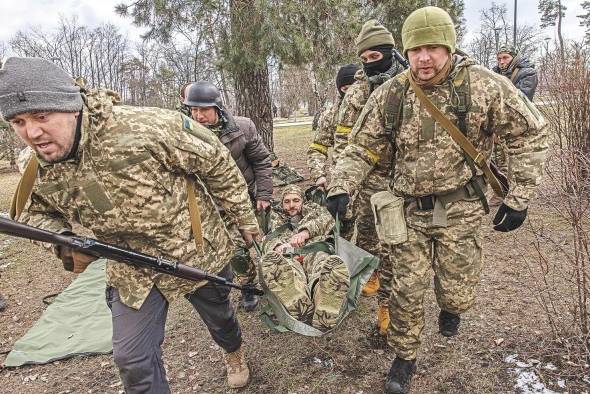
[0,57,83,119]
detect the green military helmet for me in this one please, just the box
[355,19,395,56]
[401,6,456,55]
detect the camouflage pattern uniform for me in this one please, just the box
[306,98,347,182]
[261,202,349,331]
[21,89,258,305]
[337,68,396,305]
[329,56,547,359]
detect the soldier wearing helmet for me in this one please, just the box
[184,81,272,312]
[327,7,547,393]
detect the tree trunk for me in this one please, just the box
[234,66,274,151]
[229,0,274,152]
[557,0,564,58]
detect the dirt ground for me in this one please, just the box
[0,125,588,393]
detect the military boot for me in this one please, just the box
[377,305,390,336]
[224,347,250,389]
[438,310,460,337]
[240,290,259,312]
[361,272,380,297]
[0,293,6,312]
[260,251,313,321]
[312,256,349,331]
[384,357,417,394]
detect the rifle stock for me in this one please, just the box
[0,217,263,296]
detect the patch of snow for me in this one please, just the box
[505,354,562,394]
[557,380,566,389]
[544,363,557,371]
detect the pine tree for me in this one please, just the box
[538,0,566,56]
[579,1,590,43]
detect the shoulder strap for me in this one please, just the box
[10,157,39,220]
[185,178,204,252]
[383,74,410,139]
[408,75,507,198]
[510,67,520,82]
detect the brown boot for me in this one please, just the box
[378,305,390,336]
[362,272,380,297]
[224,347,250,389]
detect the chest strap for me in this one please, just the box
[10,156,205,253]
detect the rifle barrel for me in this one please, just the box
[0,217,263,295]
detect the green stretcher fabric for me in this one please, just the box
[258,217,379,336]
[4,259,112,367]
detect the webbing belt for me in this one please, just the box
[405,176,487,227]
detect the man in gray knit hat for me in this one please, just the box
[0,57,259,392]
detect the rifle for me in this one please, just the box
[393,49,410,69]
[0,217,264,296]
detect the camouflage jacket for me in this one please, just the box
[306,98,346,181]
[21,89,259,309]
[265,202,334,250]
[329,56,548,212]
[336,69,396,173]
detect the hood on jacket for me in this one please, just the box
[493,56,535,76]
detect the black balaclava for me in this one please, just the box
[363,44,394,77]
[336,63,360,98]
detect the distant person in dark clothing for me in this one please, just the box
[493,45,538,101]
[491,45,540,205]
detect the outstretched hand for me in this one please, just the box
[289,230,310,247]
[493,204,528,232]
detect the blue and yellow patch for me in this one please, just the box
[181,114,216,145]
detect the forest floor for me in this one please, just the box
[0,124,588,393]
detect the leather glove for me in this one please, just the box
[59,247,98,273]
[326,193,350,219]
[493,204,528,232]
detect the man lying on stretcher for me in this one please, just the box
[260,185,350,331]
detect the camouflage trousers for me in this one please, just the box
[385,199,484,360]
[260,251,350,331]
[343,168,393,306]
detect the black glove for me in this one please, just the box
[326,193,350,219]
[493,203,528,232]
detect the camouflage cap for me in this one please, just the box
[355,20,395,56]
[0,57,83,119]
[497,45,517,57]
[402,6,456,55]
[281,185,303,201]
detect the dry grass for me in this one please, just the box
[0,126,586,393]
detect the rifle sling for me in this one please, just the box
[407,76,507,198]
[10,157,39,220]
[510,67,519,82]
[186,178,204,252]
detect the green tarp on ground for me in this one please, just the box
[4,259,112,367]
